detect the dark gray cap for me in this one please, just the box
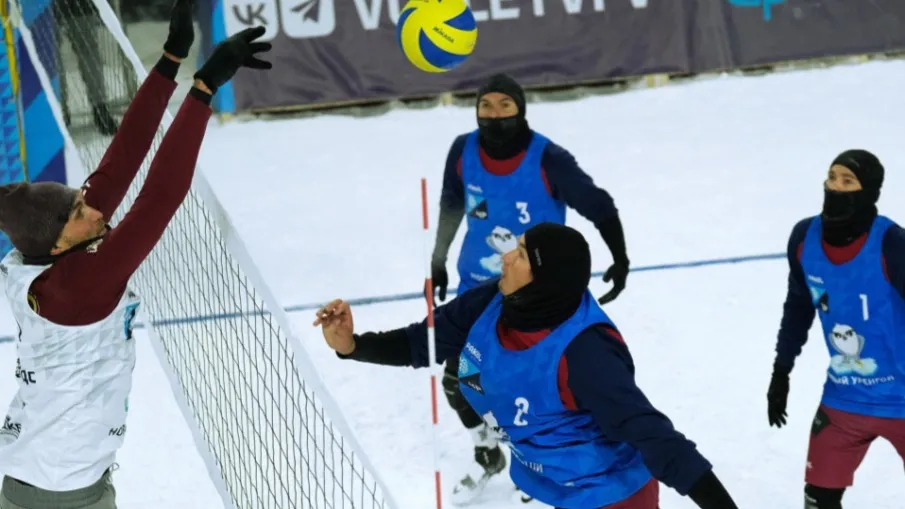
[0,182,79,258]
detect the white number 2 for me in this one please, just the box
[860,293,869,321]
[516,202,531,224]
[513,397,530,426]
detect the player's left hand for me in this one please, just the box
[767,364,791,428]
[598,261,629,305]
[163,0,195,60]
[194,26,272,93]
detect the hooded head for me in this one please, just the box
[475,73,531,158]
[499,223,591,331]
[821,149,884,246]
[0,182,104,261]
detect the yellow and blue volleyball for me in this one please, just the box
[397,0,477,73]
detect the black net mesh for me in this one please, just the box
[19,1,394,508]
[51,0,137,136]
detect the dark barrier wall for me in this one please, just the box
[693,0,905,70]
[199,0,905,113]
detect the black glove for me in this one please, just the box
[429,262,449,302]
[767,363,791,428]
[594,216,630,305]
[194,26,273,93]
[162,0,195,59]
[598,261,629,305]
[687,470,739,509]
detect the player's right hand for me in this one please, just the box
[313,299,355,355]
[767,364,791,428]
[163,0,195,60]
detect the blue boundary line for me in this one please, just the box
[0,251,784,345]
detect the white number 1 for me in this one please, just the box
[516,202,531,224]
[860,294,869,321]
[513,397,530,426]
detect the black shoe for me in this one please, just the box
[451,446,507,505]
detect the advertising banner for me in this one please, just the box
[201,0,905,113]
[205,0,689,112]
[697,0,905,70]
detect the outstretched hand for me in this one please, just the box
[163,0,195,60]
[313,299,356,355]
[194,26,273,93]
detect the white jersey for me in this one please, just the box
[0,250,140,491]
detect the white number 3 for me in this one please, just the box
[516,202,531,224]
[513,397,530,426]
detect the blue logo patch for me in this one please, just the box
[727,0,785,21]
[466,193,488,219]
[123,303,139,340]
[458,353,483,394]
[459,356,479,378]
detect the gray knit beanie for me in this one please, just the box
[0,182,79,258]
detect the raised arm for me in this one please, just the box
[82,0,196,219]
[32,27,273,325]
[70,86,212,291]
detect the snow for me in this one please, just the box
[2,58,905,508]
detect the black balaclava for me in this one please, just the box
[822,149,884,246]
[476,73,532,160]
[500,223,592,331]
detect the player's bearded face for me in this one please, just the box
[54,199,107,254]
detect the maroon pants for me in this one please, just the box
[602,479,659,509]
[806,404,905,488]
[553,479,659,509]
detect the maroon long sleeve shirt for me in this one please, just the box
[29,69,212,326]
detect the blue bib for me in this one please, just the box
[800,215,905,418]
[456,130,566,291]
[458,290,651,509]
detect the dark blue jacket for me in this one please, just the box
[775,217,905,369]
[440,133,620,226]
[349,281,714,496]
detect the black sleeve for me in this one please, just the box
[565,327,712,495]
[339,328,413,366]
[405,281,499,367]
[541,142,618,224]
[338,280,500,368]
[775,218,817,370]
[882,224,905,301]
[595,215,629,265]
[686,470,739,509]
[566,328,738,508]
[432,135,468,265]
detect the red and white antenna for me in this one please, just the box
[421,177,443,509]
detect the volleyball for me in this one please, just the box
[397,0,477,73]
